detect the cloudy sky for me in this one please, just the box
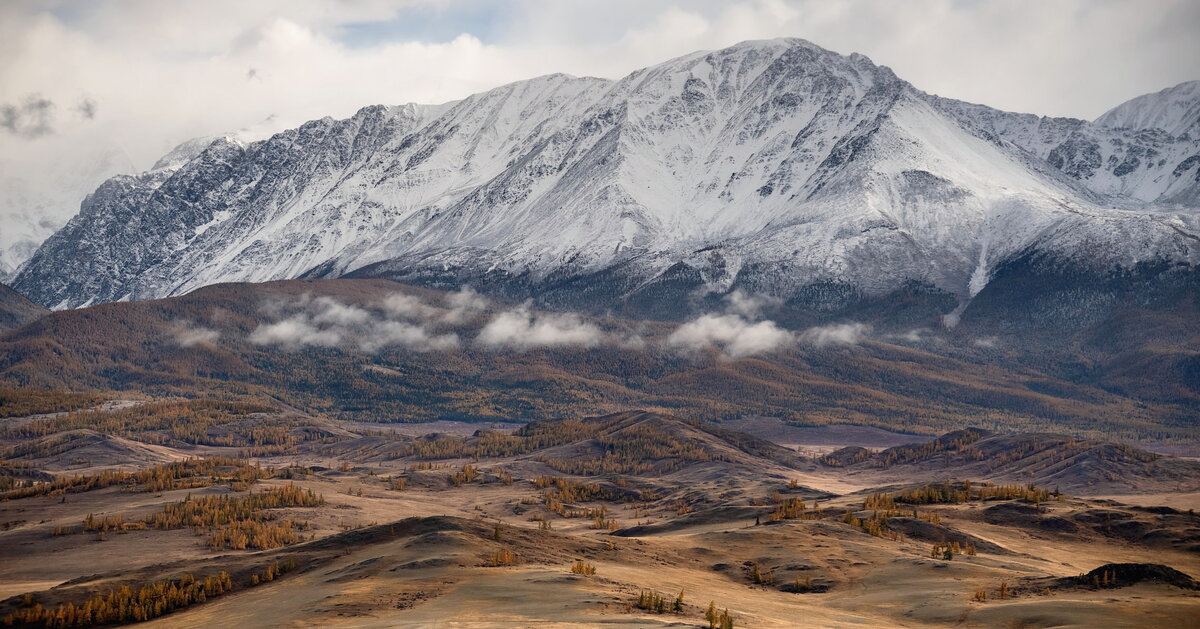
[1,0,1198,271]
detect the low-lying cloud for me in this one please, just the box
[476,305,605,351]
[244,287,871,358]
[798,322,870,348]
[170,320,221,347]
[723,289,782,320]
[250,289,625,353]
[666,313,795,358]
[249,291,467,352]
[383,286,488,326]
[250,316,343,349]
[360,320,460,353]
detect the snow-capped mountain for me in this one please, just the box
[13,39,1200,322]
[1095,80,1200,138]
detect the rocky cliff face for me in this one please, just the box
[13,39,1200,326]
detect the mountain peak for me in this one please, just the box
[12,40,1200,318]
[1095,79,1200,137]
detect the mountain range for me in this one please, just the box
[8,38,1200,336]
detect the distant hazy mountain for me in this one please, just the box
[13,39,1200,327]
[0,143,135,281]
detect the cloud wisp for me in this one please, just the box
[383,286,489,326]
[666,313,795,359]
[722,289,782,320]
[664,290,873,358]
[1,94,55,138]
[247,288,640,354]
[249,291,466,352]
[244,286,871,358]
[666,289,871,357]
[170,320,221,347]
[799,322,870,348]
[476,304,606,351]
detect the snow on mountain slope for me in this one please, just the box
[13,39,1200,317]
[931,95,1200,206]
[1095,80,1200,137]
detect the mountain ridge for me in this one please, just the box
[0,282,47,332]
[1095,80,1200,138]
[11,38,1200,323]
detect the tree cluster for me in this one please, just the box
[146,484,322,550]
[3,457,268,501]
[6,399,282,448]
[2,572,233,627]
[2,558,301,628]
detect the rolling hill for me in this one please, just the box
[0,278,1194,442]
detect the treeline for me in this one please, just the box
[931,541,976,559]
[0,389,108,419]
[398,416,723,476]
[543,423,720,476]
[634,589,683,614]
[1,559,298,628]
[2,457,268,500]
[399,419,602,461]
[871,433,987,467]
[864,481,1053,507]
[767,496,823,522]
[535,476,626,503]
[993,439,1158,467]
[818,432,989,468]
[0,459,39,493]
[5,400,281,447]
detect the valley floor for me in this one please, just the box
[2,419,1199,628]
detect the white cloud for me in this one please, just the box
[799,322,869,347]
[249,316,342,349]
[476,304,604,350]
[310,297,372,326]
[441,286,490,324]
[170,320,221,347]
[358,320,459,353]
[381,286,488,326]
[445,285,489,311]
[723,289,781,320]
[381,292,441,322]
[666,313,794,358]
[248,292,458,352]
[895,329,927,343]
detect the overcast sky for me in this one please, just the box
[3,0,1199,165]
[1,0,1198,264]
